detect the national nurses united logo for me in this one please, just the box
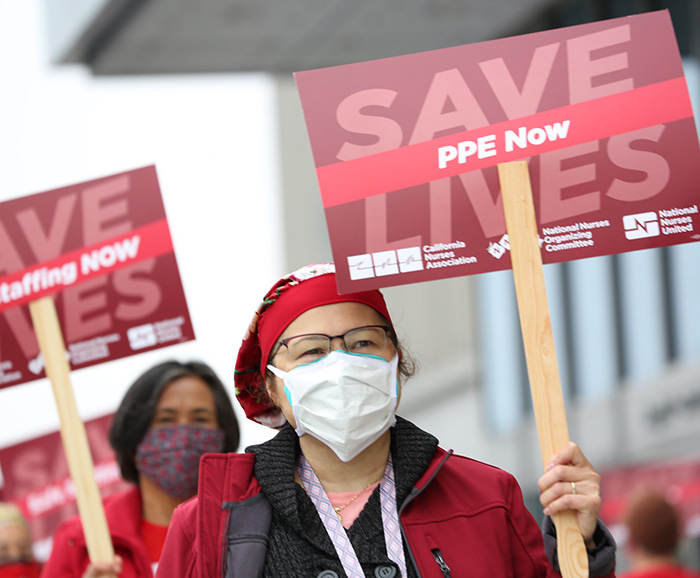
[347,248,423,280]
[623,206,698,239]
[623,212,660,240]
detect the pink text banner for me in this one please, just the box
[295,11,700,293]
[0,166,195,388]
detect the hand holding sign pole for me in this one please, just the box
[498,160,588,578]
[294,10,700,578]
[28,297,115,564]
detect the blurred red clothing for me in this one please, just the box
[40,487,153,578]
[0,561,41,578]
[619,566,700,578]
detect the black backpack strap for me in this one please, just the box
[222,493,271,578]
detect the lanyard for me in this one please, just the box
[298,453,408,578]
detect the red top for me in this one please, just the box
[328,481,381,530]
[140,518,169,564]
[41,487,153,578]
[0,562,41,578]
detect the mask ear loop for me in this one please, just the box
[385,353,400,401]
[259,365,290,428]
[266,364,296,409]
[266,364,287,379]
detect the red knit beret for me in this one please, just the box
[234,263,391,425]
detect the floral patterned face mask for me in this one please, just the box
[135,424,225,499]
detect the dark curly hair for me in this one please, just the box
[109,360,240,483]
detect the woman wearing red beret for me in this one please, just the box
[158,263,616,578]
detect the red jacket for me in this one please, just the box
[40,487,153,578]
[157,445,616,577]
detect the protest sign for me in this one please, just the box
[0,165,195,388]
[0,165,195,565]
[296,11,700,577]
[0,414,128,561]
[295,10,700,295]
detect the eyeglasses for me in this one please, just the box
[272,325,392,365]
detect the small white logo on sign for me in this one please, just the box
[128,324,158,350]
[371,251,399,276]
[487,234,510,259]
[28,354,44,375]
[348,247,424,280]
[347,255,375,280]
[397,247,424,273]
[623,212,660,240]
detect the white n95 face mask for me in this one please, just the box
[267,350,399,462]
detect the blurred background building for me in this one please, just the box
[3,0,700,569]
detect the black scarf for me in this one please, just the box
[246,416,440,578]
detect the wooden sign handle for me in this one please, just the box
[28,297,115,564]
[497,161,588,578]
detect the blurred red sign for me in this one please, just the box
[0,414,130,556]
[295,10,700,293]
[0,166,195,388]
[600,458,700,537]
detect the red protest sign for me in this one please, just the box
[0,414,129,560]
[0,166,195,389]
[295,10,700,294]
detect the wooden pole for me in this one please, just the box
[498,160,588,578]
[28,297,115,564]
